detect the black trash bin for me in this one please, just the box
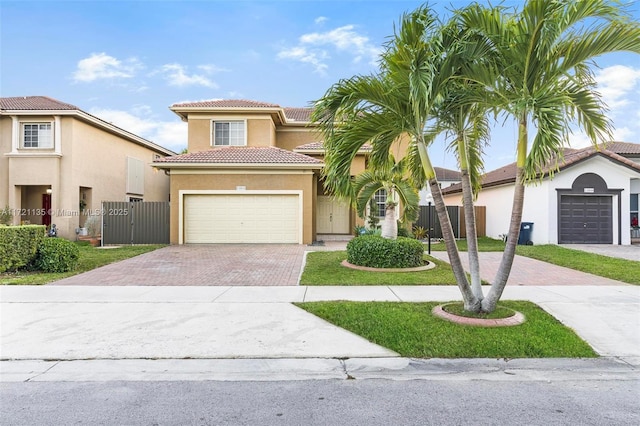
[517,222,534,245]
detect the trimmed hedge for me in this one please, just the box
[347,235,425,268]
[34,238,80,273]
[0,225,47,273]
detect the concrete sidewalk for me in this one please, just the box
[1,285,638,373]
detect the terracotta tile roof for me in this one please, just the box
[0,96,79,111]
[294,141,372,152]
[155,146,323,165]
[434,167,462,181]
[601,141,640,155]
[283,107,313,122]
[171,99,280,108]
[442,143,640,195]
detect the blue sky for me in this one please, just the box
[2,0,639,171]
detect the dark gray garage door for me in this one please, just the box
[559,195,612,244]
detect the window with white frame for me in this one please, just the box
[22,123,53,148]
[374,189,387,217]
[212,121,245,146]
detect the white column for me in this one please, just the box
[54,116,62,155]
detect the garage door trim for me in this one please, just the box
[179,190,303,244]
[556,172,623,245]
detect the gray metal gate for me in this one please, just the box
[413,205,460,239]
[102,201,170,245]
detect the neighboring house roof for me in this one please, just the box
[1,96,176,156]
[170,99,315,126]
[602,141,640,155]
[442,143,640,195]
[153,146,323,168]
[0,96,79,111]
[294,141,372,154]
[434,167,462,182]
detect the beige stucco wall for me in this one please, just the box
[276,128,320,151]
[186,113,278,152]
[169,171,317,244]
[0,114,170,239]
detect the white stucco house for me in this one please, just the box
[442,142,640,245]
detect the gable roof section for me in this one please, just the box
[153,146,323,169]
[294,141,372,154]
[1,96,175,156]
[0,96,79,111]
[442,143,640,195]
[170,99,314,126]
[434,167,462,181]
[603,141,640,155]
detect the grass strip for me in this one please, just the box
[296,301,597,358]
[300,251,457,285]
[1,242,165,285]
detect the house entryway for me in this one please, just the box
[316,195,350,234]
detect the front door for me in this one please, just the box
[317,196,350,234]
[42,194,51,227]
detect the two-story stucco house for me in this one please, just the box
[0,96,175,239]
[152,100,371,244]
[442,142,640,245]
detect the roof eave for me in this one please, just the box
[151,162,324,170]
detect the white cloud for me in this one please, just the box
[158,63,219,89]
[73,53,142,82]
[197,64,228,74]
[278,24,380,74]
[314,16,328,25]
[277,47,329,75]
[595,65,640,110]
[89,107,187,153]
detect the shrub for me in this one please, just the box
[0,225,47,272]
[34,238,80,273]
[397,222,411,238]
[0,206,13,225]
[346,235,425,268]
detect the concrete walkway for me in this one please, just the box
[1,285,638,367]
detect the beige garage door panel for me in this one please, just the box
[184,194,299,243]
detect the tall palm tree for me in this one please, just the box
[457,0,640,311]
[312,6,481,310]
[352,158,420,239]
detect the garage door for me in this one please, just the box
[184,194,300,243]
[559,195,612,244]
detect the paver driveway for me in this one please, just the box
[51,244,331,286]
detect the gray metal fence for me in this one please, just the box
[101,201,170,245]
[413,205,486,239]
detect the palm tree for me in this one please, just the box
[352,158,420,239]
[418,91,490,300]
[457,0,640,312]
[312,6,481,310]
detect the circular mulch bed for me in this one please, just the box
[341,259,436,273]
[432,304,525,327]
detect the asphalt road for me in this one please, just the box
[2,378,639,426]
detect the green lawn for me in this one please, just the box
[296,301,597,358]
[300,251,457,285]
[427,237,640,285]
[1,242,165,285]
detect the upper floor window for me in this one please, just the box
[212,120,245,146]
[22,123,53,148]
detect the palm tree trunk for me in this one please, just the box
[458,136,483,301]
[482,115,528,312]
[418,143,480,311]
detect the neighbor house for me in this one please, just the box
[152,100,378,244]
[0,96,175,239]
[442,142,640,245]
[418,167,462,205]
